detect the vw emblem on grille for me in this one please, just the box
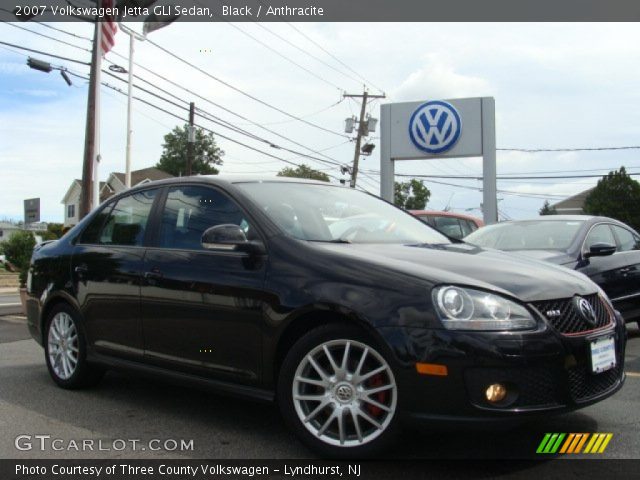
[574,296,597,326]
[408,100,462,154]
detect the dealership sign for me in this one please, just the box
[379,96,497,224]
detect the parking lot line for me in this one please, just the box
[626,371,640,378]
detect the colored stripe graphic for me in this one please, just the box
[536,433,565,453]
[537,433,613,454]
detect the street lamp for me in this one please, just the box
[27,57,73,86]
[117,3,179,187]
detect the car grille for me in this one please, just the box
[567,364,622,403]
[531,293,612,335]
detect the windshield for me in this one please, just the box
[235,182,450,244]
[465,220,585,251]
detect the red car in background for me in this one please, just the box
[410,210,484,240]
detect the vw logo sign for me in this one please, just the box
[574,297,597,326]
[408,100,462,154]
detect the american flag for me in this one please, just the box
[100,0,117,57]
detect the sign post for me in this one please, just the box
[23,198,40,225]
[379,97,497,224]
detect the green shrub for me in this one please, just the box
[1,231,36,287]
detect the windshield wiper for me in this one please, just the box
[309,238,352,244]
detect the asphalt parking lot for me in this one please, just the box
[0,315,638,461]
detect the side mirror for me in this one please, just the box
[201,224,265,255]
[585,242,616,258]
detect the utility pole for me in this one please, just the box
[344,91,385,188]
[80,19,101,219]
[187,102,195,176]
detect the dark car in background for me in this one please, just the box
[26,179,625,457]
[410,210,484,240]
[465,215,640,325]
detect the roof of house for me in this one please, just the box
[551,187,595,211]
[111,167,173,186]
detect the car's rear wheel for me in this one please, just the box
[278,324,399,457]
[44,304,103,389]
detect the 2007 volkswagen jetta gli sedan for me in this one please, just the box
[26,177,625,457]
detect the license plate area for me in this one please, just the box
[590,335,616,374]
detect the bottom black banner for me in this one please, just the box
[2,459,639,480]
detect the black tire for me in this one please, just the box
[277,323,400,458]
[44,304,104,389]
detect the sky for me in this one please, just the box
[1,21,640,223]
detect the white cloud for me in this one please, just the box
[392,54,492,101]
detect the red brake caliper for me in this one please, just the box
[366,373,387,417]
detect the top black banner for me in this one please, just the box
[1,0,640,22]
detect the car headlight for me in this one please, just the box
[432,286,536,331]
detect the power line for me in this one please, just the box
[0,40,90,66]
[144,37,350,139]
[100,68,348,170]
[420,178,568,200]
[14,23,639,159]
[393,173,640,180]
[498,146,640,152]
[1,25,351,177]
[66,70,354,187]
[285,22,386,95]
[4,22,91,53]
[252,22,367,89]
[222,21,345,92]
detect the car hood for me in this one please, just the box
[312,242,595,302]
[503,249,577,266]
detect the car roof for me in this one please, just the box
[409,210,484,224]
[125,175,337,193]
[488,215,631,227]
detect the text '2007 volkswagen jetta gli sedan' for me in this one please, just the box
[26,177,626,457]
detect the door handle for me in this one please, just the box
[74,264,88,274]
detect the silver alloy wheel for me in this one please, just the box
[47,312,79,380]
[292,339,397,447]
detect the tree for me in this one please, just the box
[539,200,557,216]
[583,167,640,231]
[1,230,36,286]
[277,164,330,182]
[394,179,431,210]
[156,124,224,176]
[42,222,64,241]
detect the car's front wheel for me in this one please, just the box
[44,304,103,389]
[278,324,399,457]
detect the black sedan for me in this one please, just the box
[26,178,625,457]
[465,215,640,325]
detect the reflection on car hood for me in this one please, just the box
[503,249,576,266]
[313,242,595,302]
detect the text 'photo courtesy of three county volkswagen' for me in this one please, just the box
[26,177,626,457]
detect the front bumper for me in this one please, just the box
[377,312,626,422]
